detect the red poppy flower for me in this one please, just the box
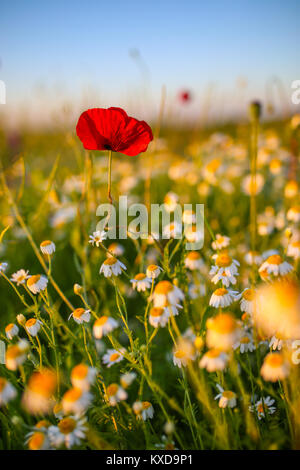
[178,90,192,103]
[76,107,153,156]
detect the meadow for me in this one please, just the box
[0,107,299,450]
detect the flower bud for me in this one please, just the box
[73,283,83,295]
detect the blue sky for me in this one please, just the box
[1,0,299,122]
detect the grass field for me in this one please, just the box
[0,111,300,450]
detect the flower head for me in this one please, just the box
[69,308,91,324]
[27,275,48,294]
[40,240,56,255]
[93,316,118,338]
[76,107,153,156]
[11,269,30,285]
[99,257,126,278]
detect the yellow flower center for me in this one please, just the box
[58,417,77,434]
[265,353,284,368]
[174,350,186,359]
[267,255,283,265]
[107,383,118,396]
[36,420,50,429]
[257,404,264,414]
[142,401,151,409]
[28,432,45,450]
[26,318,37,328]
[242,289,254,301]
[187,251,201,260]
[154,281,173,295]
[72,308,85,319]
[222,391,235,399]
[40,240,52,247]
[240,336,250,344]
[109,353,120,362]
[206,349,221,358]
[214,288,228,296]
[28,369,57,397]
[215,253,232,267]
[135,273,146,281]
[104,257,117,266]
[6,345,24,359]
[5,323,15,332]
[27,275,41,287]
[63,387,82,403]
[207,313,236,334]
[95,316,108,326]
[147,264,158,272]
[150,307,164,318]
[71,364,88,380]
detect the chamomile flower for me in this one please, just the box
[209,288,238,308]
[233,332,256,353]
[146,264,162,279]
[185,225,203,244]
[6,339,29,370]
[184,251,203,270]
[5,323,19,340]
[249,397,276,420]
[69,308,91,324]
[153,280,184,308]
[238,288,255,314]
[163,221,182,239]
[62,387,93,415]
[48,416,87,449]
[0,262,8,272]
[0,377,17,406]
[93,316,118,338]
[22,369,57,414]
[102,348,125,368]
[133,401,154,420]
[173,339,196,368]
[259,255,293,277]
[71,364,97,391]
[25,318,42,336]
[107,242,125,257]
[120,372,137,389]
[164,192,179,212]
[149,307,169,328]
[206,313,241,351]
[287,205,300,223]
[287,240,300,260]
[242,174,264,195]
[214,384,237,408]
[199,349,228,372]
[182,209,196,224]
[244,251,262,266]
[11,269,30,285]
[99,257,126,277]
[130,273,152,292]
[210,253,240,277]
[88,230,107,247]
[260,352,290,382]
[40,240,56,255]
[27,433,51,451]
[211,234,230,251]
[106,383,128,406]
[27,274,48,294]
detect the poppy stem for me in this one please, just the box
[107,150,113,204]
